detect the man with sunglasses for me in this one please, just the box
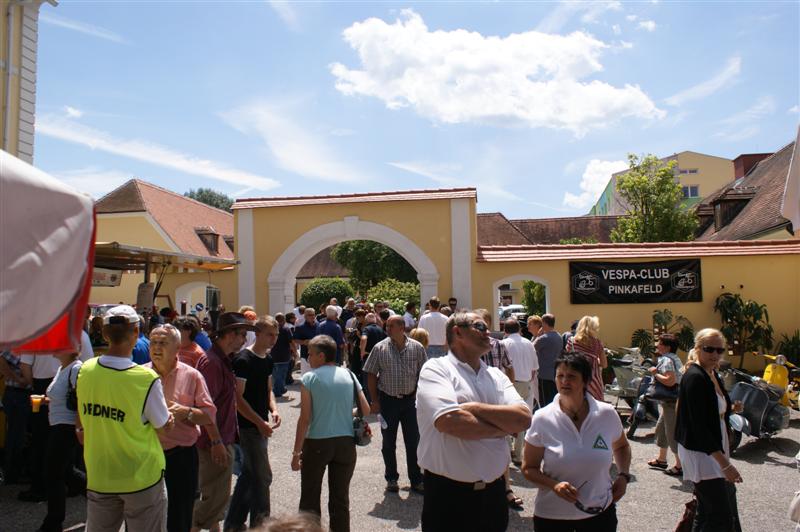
[192,312,257,532]
[416,312,532,532]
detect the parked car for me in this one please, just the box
[498,304,525,324]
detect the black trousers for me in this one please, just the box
[29,377,53,494]
[164,445,199,532]
[379,392,422,485]
[421,471,507,532]
[693,478,742,532]
[533,505,617,532]
[538,378,557,407]
[40,424,83,532]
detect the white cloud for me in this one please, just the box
[789,105,800,114]
[563,159,628,209]
[638,20,657,32]
[36,115,280,191]
[331,10,664,137]
[714,95,776,141]
[267,0,298,30]
[64,106,83,118]
[665,56,741,106]
[39,12,127,44]
[626,15,638,21]
[612,24,622,35]
[619,41,634,49]
[51,167,132,198]
[330,128,356,137]
[536,1,622,33]
[222,102,366,184]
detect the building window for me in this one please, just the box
[678,168,699,175]
[682,185,699,198]
[498,283,511,290]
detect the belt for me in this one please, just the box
[379,389,416,400]
[426,471,503,491]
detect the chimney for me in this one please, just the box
[732,153,772,179]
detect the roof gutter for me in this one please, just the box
[3,1,18,152]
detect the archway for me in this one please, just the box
[175,281,219,314]
[267,216,439,314]
[490,274,550,330]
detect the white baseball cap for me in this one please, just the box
[102,305,140,325]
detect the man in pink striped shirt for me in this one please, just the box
[147,324,221,532]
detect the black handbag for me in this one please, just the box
[348,370,371,446]
[65,365,78,411]
[648,379,679,402]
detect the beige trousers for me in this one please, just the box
[192,444,234,530]
[86,477,167,532]
[511,381,531,460]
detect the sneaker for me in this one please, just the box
[386,480,400,493]
[410,482,425,494]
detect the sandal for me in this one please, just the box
[506,489,524,510]
[664,466,683,476]
[647,459,668,469]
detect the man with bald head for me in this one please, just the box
[363,315,428,494]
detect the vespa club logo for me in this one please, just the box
[572,271,599,295]
[671,270,697,293]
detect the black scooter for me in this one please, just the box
[725,367,791,452]
[628,369,660,438]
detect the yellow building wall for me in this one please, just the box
[472,253,800,372]
[96,214,175,250]
[246,199,458,313]
[676,152,734,199]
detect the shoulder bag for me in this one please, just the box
[65,364,78,411]
[348,370,371,446]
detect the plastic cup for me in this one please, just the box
[30,395,43,413]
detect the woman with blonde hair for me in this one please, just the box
[675,328,742,531]
[409,328,429,349]
[565,316,607,401]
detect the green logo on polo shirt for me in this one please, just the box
[592,434,608,450]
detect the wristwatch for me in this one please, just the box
[617,472,632,482]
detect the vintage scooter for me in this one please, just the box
[627,368,660,438]
[757,353,800,410]
[725,367,791,452]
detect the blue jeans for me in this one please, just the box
[379,392,422,485]
[225,428,272,529]
[272,362,290,397]
[426,345,448,359]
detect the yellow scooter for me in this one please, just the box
[756,353,799,410]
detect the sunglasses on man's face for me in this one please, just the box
[459,321,488,333]
[701,346,726,354]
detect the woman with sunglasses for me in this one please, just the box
[522,352,631,531]
[675,328,743,531]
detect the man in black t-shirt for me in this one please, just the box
[225,317,280,530]
[270,313,295,398]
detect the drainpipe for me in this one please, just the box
[3,1,17,152]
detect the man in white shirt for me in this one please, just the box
[416,312,531,532]
[417,297,448,359]
[501,319,539,465]
[402,302,417,332]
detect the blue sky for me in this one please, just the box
[34,1,799,219]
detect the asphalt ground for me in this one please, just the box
[2,377,799,531]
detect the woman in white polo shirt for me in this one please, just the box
[522,352,632,531]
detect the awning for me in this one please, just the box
[93,242,237,272]
[0,150,95,354]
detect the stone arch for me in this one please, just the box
[490,273,551,326]
[175,281,218,313]
[267,216,439,314]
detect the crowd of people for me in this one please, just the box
[0,294,748,532]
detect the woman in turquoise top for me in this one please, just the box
[292,335,370,532]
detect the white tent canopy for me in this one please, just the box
[0,149,94,350]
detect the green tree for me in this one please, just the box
[610,154,698,243]
[713,292,774,370]
[299,278,355,313]
[330,240,416,294]
[369,279,420,313]
[521,281,546,316]
[559,237,598,245]
[185,188,234,212]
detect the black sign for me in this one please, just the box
[570,259,702,304]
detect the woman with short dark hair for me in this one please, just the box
[646,333,683,475]
[522,353,632,531]
[174,317,205,367]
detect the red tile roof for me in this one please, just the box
[510,215,620,244]
[697,142,794,241]
[477,239,800,262]
[96,179,234,260]
[233,187,477,209]
[477,213,533,246]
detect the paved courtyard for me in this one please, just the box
[2,377,799,531]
